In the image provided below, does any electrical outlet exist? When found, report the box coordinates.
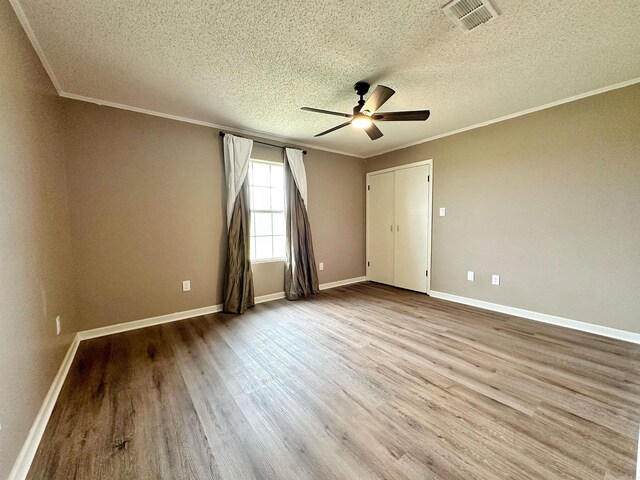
[182,280,191,292]
[492,275,500,286]
[319,262,324,271]
[467,271,475,281]
[439,207,446,217]
[55,316,61,335]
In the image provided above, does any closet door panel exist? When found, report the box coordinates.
[367,172,395,285]
[393,165,429,292]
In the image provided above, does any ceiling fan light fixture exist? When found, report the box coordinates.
[351,114,373,129]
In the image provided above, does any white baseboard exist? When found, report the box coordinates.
[78,276,367,341]
[255,292,286,304]
[8,275,368,479]
[637,426,640,480]
[254,276,367,304]
[429,290,640,345]
[319,276,367,290]
[9,278,638,479]
[8,333,81,480]
[78,304,224,341]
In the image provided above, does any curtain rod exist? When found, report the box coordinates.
[220,130,307,155]
[218,131,307,155]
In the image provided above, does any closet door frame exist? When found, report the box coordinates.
[366,159,433,294]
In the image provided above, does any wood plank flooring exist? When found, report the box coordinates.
[28,282,640,479]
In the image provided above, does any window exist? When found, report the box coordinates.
[248,160,285,261]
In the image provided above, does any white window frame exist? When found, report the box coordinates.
[248,159,286,264]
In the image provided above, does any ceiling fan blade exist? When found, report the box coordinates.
[314,121,351,137]
[372,110,431,122]
[302,107,352,118]
[365,123,383,141]
[362,85,395,114]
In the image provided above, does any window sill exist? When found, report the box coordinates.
[251,258,286,265]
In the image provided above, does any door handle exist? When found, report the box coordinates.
[397,225,400,232]
[390,225,393,232]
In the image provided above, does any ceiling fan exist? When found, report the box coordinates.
[301,82,430,141]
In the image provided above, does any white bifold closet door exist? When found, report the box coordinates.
[367,171,395,285]
[393,165,429,292]
[367,164,430,293]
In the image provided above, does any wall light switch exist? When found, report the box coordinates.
[182,280,191,292]
[319,262,324,271]
[467,271,475,281]
[492,275,500,286]
[55,316,61,335]
[439,207,446,217]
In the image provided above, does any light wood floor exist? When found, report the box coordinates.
[28,282,640,479]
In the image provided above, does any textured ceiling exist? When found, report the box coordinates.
[14,0,640,157]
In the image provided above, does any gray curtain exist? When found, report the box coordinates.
[223,182,254,313]
[222,133,254,313]
[284,148,320,300]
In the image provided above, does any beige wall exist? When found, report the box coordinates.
[0,3,77,478]
[366,84,640,334]
[62,100,366,331]
[4,6,637,473]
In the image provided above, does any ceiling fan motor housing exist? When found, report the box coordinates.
[353,82,370,114]
[354,82,370,97]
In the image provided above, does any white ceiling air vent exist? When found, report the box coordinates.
[442,0,499,32]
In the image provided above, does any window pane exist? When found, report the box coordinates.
[251,186,271,210]
[273,236,286,259]
[270,165,283,188]
[271,187,284,211]
[254,236,273,260]
[272,212,285,235]
[251,162,270,187]
[248,162,286,262]
[254,212,272,236]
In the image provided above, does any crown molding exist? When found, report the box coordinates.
[11,0,640,160]
[9,0,62,94]
[369,77,640,158]
[10,0,363,159]
[59,92,365,158]
[56,77,640,160]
